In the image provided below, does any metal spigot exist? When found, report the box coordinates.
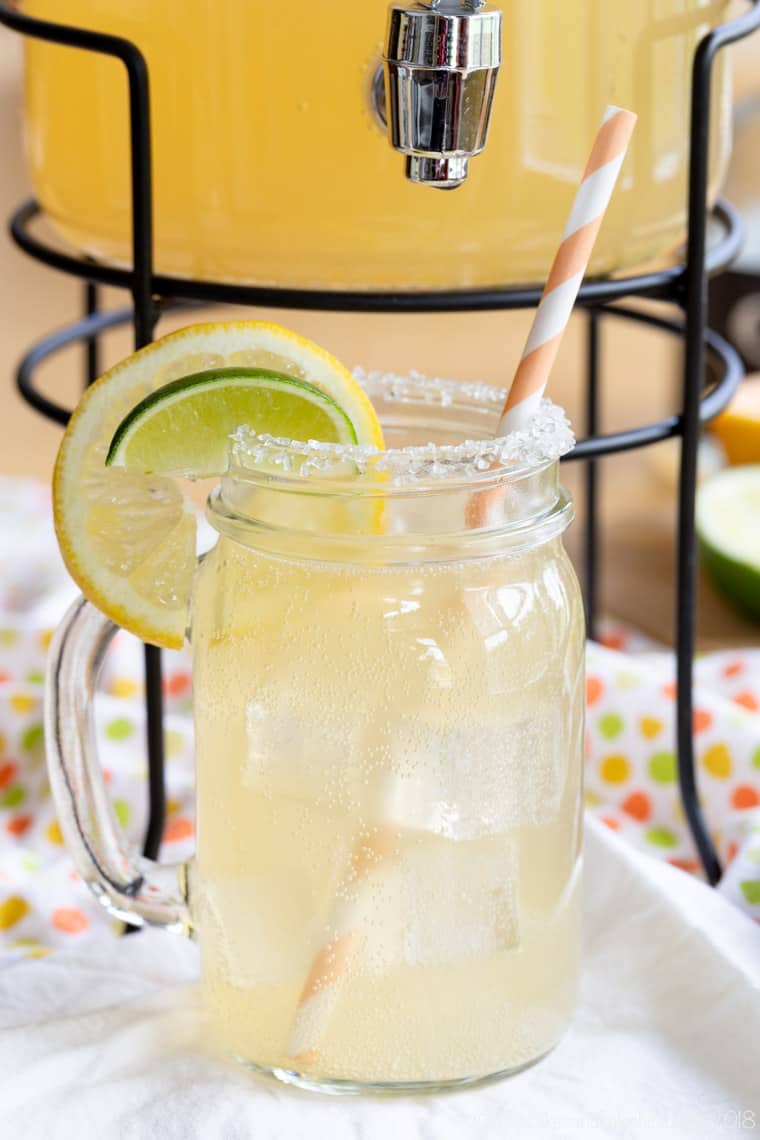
[383,0,501,189]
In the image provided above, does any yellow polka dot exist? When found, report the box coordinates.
[167,797,181,816]
[640,716,663,740]
[109,677,139,698]
[0,896,30,930]
[703,742,732,779]
[0,732,6,755]
[46,819,64,846]
[38,629,54,651]
[584,789,602,807]
[165,729,185,759]
[10,694,36,715]
[600,754,631,784]
[9,939,50,959]
[672,799,685,824]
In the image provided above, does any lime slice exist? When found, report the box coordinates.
[53,321,384,649]
[106,367,358,478]
[696,465,760,621]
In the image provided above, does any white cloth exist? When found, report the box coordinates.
[0,818,758,1140]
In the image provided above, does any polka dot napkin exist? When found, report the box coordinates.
[587,632,760,916]
[0,478,758,964]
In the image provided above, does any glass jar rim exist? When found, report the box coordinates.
[227,370,575,496]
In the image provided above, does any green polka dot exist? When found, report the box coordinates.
[106,717,135,742]
[648,751,677,784]
[645,826,678,848]
[1,786,25,808]
[598,713,624,740]
[615,672,639,690]
[752,747,760,771]
[113,799,131,828]
[21,724,43,754]
[745,847,760,865]
[24,670,44,685]
[0,628,17,647]
[739,880,760,906]
[20,853,41,872]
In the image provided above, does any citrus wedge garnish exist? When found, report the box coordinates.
[53,321,384,649]
[106,367,360,477]
[697,464,760,621]
[710,375,760,467]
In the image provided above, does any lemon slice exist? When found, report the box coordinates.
[710,375,760,466]
[53,321,384,649]
[697,465,760,621]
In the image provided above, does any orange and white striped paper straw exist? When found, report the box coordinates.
[286,820,399,1065]
[286,106,637,1069]
[498,105,637,436]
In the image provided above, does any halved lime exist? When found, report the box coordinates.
[106,367,358,478]
[696,465,760,621]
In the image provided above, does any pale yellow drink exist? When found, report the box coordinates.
[189,394,584,1086]
[21,0,729,289]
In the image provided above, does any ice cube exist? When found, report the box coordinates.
[387,709,565,839]
[198,872,322,989]
[245,689,359,806]
[360,833,521,973]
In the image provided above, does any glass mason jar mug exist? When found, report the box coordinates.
[46,379,585,1093]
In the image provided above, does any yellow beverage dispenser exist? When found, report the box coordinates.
[20,0,731,289]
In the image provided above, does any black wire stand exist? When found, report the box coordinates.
[3,0,760,886]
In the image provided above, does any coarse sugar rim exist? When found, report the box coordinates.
[229,369,575,484]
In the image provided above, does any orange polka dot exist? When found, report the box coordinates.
[601,815,620,831]
[0,762,17,790]
[667,857,701,874]
[731,785,760,810]
[733,691,759,712]
[0,671,11,685]
[621,790,653,822]
[165,672,191,697]
[662,682,677,700]
[6,815,32,836]
[726,841,739,864]
[722,660,745,679]
[163,817,193,842]
[586,676,604,706]
[703,743,732,779]
[52,907,89,934]
[600,754,631,784]
[693,708,712,733]
[600,632,626,651]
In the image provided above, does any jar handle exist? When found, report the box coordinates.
[45,595,191,933]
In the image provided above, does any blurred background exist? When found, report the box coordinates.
[0,16,758,648]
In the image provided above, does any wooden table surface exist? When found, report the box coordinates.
[0,29,756,652]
